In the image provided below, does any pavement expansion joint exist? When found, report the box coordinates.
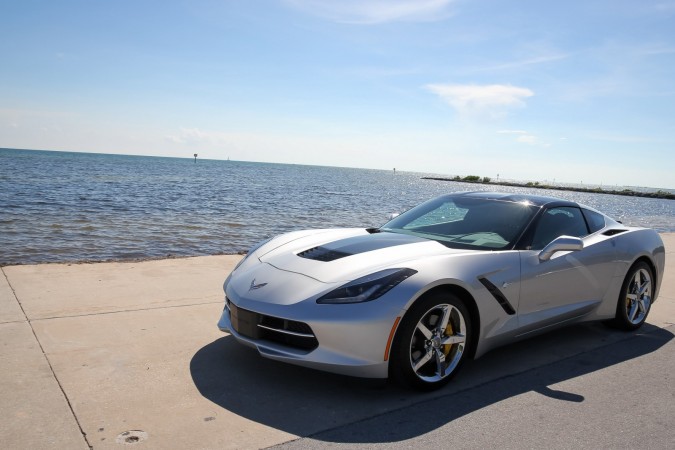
[1,267,93,449]
[31,299,223,321]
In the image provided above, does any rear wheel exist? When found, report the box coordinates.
[611,261,653,330]
[390,292,472,391]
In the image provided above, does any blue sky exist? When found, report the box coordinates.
[2,0,674,188]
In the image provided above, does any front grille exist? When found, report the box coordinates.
[227,299,318,351]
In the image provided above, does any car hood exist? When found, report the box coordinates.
[257,228,471,283]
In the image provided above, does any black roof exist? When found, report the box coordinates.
[451,191,577,208]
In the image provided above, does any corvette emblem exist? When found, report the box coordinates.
[249,279,268,291]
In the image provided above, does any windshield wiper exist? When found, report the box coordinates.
[448,231,500,242]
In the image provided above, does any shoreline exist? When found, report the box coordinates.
[2,233,672,267]
[422,177,675,200]
[0,250,247,268]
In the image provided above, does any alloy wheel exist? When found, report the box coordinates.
[409,303,467,382]
[625,268,652,325]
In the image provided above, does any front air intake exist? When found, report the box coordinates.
[227,300,318,351]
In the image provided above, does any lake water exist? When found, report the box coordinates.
[1,148,673,265]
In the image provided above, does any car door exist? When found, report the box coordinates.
[517,206,616,336]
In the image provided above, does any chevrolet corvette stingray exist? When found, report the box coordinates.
[218,192,665,390]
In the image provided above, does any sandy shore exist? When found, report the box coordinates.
[1,235,673,449]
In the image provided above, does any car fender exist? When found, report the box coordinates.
[393,251,523,360]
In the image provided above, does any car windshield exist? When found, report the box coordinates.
[381,195,539,250]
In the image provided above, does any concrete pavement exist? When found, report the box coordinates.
[1,235,673,449]
[275,323,675,449]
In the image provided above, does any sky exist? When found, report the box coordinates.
[1,0,674,188]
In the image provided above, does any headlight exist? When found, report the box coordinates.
[316,268,417,304]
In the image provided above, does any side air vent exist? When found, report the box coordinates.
[478,276,516,315]
[603,229,628,236]
[297,246,352,262]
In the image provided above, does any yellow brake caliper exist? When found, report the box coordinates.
[443,320,454,357]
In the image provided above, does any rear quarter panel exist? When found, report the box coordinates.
[612,228,666,301]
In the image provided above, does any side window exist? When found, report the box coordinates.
[582,208,606,233]
[530,207,589,250]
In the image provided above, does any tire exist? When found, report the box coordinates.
[611,261,654,331]
[390,292,472,391]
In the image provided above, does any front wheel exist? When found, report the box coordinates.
[611,261,653,330]
[390,292,472,391]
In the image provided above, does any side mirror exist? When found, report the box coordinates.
[539,236,584,261]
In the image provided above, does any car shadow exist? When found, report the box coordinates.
[190,323,673,443]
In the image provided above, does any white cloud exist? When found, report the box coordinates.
[587,133,664,144]
[341,66,421,78]
[497,130,528,135]
[468,53,570,73]
[283,0,455,24]
[165,127,214,144]
[426,83,534,115]
[159,126,437,170]
[516,134,538,145]
[497,129,551,148]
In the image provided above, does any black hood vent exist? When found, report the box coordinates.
[297,246,352,262]
[297,232,428,262]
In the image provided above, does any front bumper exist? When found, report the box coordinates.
[217,294,401,379]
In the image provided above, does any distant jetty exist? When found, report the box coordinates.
[422,175,675,200]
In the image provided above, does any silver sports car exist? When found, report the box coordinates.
[218,192,665,390]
